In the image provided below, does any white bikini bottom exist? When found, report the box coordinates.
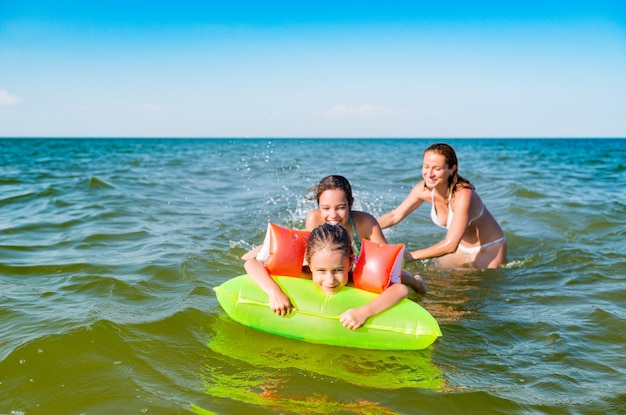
[457,237,506,255]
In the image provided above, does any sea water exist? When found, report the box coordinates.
[0,138,624,414]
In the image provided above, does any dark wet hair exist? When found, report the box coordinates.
[306,175,354,210]
[305,223,354,267]
[424,143,473,198]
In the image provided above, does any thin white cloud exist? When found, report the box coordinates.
[0,90,21,106]
[324,104,399,118]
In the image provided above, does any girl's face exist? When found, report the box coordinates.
[309,246,350,295]
[422,151,456,190]
[318,189,350,226]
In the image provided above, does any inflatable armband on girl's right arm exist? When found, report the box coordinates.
[256,222,310,277]
[352,238,404,293]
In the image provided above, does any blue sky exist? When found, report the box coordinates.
[1,1,625,138]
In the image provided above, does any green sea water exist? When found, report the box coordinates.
[1,138,625,414]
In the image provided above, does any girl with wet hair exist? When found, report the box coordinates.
[243,174,427,294]
[244,223,409,330]
[305,175,426,294]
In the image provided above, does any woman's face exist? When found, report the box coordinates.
[309,247,350,295]
[318,189,350,226]
[422,151,456,190]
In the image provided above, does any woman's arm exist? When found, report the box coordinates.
[377,182,426,229]
[339,283,409,330]
[405,188,472,261]
[243,259,294,316]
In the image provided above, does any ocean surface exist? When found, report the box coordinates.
[1,138,625,415]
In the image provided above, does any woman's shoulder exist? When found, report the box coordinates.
[450,185,476,210]
[453,184,475,199]
[407,180,431,200]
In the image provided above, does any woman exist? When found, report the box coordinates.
[377,143,506,269]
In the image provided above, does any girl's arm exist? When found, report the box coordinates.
[377,182,426,229]
[244,259,294,316]
[305,209,322,231]
[241,245,262,261]
[339,283,409,330]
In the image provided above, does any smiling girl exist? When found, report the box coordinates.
[304,175,384,261]
[244,223,408,330]
[243,175,427,293]
[305,175,426,293]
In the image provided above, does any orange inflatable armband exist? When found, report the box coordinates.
[256,223,310,277]
[353,239,404,293]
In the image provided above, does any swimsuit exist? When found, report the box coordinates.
[430,188,504,254]
[348,214,362,257]
[430,188,484,229]
[347,214,361,277]
[456,237,506,254]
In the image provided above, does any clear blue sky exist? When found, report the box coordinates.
[1,1,625,137]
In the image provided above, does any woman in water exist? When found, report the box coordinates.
[377,143,506,269]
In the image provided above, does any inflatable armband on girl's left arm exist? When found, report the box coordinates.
[256,222,311,277]
[352,238,404,293]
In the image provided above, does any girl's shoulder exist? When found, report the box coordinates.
[305,209,323,230]
[351,210,380,227]
[351,210,377,221]
[306,208,320,219]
